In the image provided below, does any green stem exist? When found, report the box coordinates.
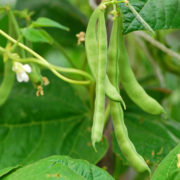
[0,46,92,85]
[0,29,48,64]
[127,3,154,34]
[11,35,24,51]
[50,68,91,85]
[8,9,20,36]
[13,58,91,85]
[135,31,180,62]
[135,35,165,87]
[15,58,93,81]
[8,8,26,58]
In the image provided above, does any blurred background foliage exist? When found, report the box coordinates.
[0,0,180,180]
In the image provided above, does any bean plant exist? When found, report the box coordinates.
[0,0,180,180]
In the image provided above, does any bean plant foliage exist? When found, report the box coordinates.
[0,0,180,180]
[120,0,180,33]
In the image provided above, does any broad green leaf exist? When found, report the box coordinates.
[3,156,114,180]
[120,0,180,34]
[0,165,20,178]
[151,143,180,180]
[32,17,69,31]
[0,72,108,169]
[21,28,53,44]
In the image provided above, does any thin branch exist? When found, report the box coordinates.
[135,31,180,62]
[0,29,92,85]
[135,36,165,87]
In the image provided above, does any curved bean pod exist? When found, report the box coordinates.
[111,102,150,173]
[0,58,15,106]
[118,17,164,115]
[105,77,126,109]
[108,13,150,173]
[0,11,17,106]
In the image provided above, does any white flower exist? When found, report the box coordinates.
[12,62,32,83]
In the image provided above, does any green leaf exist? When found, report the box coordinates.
[3,156,114,180]
[120,0,180,34]
[32,17,69,31]
[21,28,53,44]
[0,14,8,47]
[0,165,20,178]
[151,143,180,180]
[0,72,108,169]
[164,120,180,140]
[16,0,87,46]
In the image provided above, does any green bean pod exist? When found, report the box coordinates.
[0,10,17,106]
[108,14,120,88]
[105,77,125,109]
[91,9,107,148]
[108,14,150,173]
[85,7,100,78]
[29,63,43,86]
[85,6,125,108]
[111,103,150,173]
[0,58,15,106]
[118,18,164,115]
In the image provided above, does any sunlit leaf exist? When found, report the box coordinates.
[21,28,53,44]
[2,156,114,180]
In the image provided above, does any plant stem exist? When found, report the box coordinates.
[0,29,49,64]
[9,54,91,85]
[127,3,154,34]
[135,36,165,87]
[11,57,93,81]
[135,31,180,62]
[0,30,93,85]
[8,8,26,58]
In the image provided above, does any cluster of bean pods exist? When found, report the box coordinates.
[85,4,164,174]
